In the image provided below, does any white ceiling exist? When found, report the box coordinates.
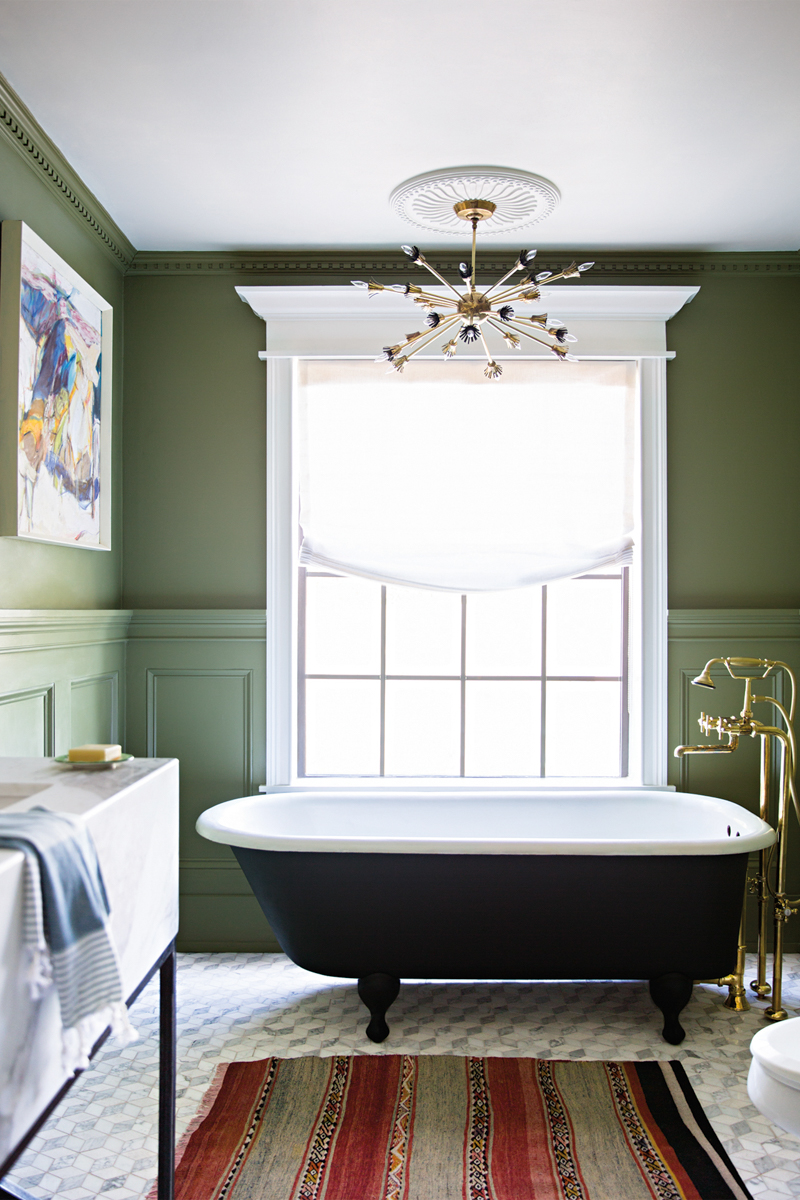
[0,0,798,253]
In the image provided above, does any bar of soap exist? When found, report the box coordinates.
[68,744,122,763]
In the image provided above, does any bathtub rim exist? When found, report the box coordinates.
[196,788,777,857]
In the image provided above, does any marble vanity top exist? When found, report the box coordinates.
[0,756,179,1163]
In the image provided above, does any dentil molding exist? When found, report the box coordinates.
[0,72,135,271]
[126,248,800,280]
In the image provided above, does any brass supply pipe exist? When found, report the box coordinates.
[750,733,772,998]
[754,696,800,827]
[721,882,751,1011]
[747,720,794,1022]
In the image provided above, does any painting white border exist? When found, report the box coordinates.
[0,220,112,550]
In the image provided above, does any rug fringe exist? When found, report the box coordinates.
[145,1060,234,1200]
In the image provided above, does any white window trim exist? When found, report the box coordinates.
[243,284,698,791]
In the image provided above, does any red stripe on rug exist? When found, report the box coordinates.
[174,1058,279,1199]
[322,1055,405,1200]
[621,1064,703,1200]
[484,1059,562,1200]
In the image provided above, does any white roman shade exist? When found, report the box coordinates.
[297,358,636,593]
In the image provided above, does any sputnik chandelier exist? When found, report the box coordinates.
[352,167,594,379]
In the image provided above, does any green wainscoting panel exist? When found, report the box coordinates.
[126,611,272,951]
[0,610,129,756]
[70,673,119,747]
[668,609,800,950]
[146,668,253,859]
[0,685,54,755]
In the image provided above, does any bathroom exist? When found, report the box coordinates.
[1,2,800,1197]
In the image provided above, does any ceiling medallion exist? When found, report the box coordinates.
[353,167,593,380]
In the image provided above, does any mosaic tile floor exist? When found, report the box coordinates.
[5,952,800,1199]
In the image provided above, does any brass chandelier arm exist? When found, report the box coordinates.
[495,262,581,304]
[411,293,461,308]
[485,263,582,304]
[404,314,463,356]
[391,314,463,367]
[478,327,494,364]
[500,318,564,352]
[413,258,464,300]
[477,328,502,378]
[483,281,538,305]
[411,288,461,306]
[482,264,524,299]
[485,317,518,340]
[484,318,522,351]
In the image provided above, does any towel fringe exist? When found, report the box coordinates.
[22,943,53,999]
[62,1002,139,1074]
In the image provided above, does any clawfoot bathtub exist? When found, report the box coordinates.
[197,789,775,1045]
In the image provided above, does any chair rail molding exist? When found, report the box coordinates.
[668,610,800,641]
[0,609,132,653]
[127,610,266,640]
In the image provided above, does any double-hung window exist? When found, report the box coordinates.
[239,283,697,789]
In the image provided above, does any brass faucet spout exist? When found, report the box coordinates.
[673,743,738,758]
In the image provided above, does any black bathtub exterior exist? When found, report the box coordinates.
[233,846,749,1042]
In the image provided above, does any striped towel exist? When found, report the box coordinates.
[0,808,136,1076]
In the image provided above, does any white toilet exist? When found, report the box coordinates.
[748,1018,800,1138]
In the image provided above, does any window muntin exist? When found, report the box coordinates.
[298,570,629,779]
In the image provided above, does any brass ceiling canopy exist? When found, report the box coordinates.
[453,199,497,223]
[352,167,593,380]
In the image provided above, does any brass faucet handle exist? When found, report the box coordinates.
[699,712,721,737]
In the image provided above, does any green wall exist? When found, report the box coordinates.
[0,135,125,609]
[120,268,800,613]
[122,277,266,608]
[667,278,800,608]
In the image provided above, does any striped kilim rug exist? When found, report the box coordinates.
[162,1055,752,1200]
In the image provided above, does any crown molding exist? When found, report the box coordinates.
[0,72,135,271]
[126,248,800,281]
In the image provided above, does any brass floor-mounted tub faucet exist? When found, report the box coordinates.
[675,657,798,1021]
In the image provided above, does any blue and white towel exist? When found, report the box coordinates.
[0,808,136,1075]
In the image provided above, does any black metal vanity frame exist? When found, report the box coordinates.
[0,939,176,1200]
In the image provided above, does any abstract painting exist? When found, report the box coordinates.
[0,221,112,549]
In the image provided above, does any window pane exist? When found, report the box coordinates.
[305,679,380,775]
[385,587,462,676]
[305,574,381,676]
[545,681,621,777]
[384,681,461,775]
[465,682,541,776]
[466,589,542,677]
[546,579,622,677]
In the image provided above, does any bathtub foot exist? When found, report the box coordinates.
[649,972,694,1044]
[358,973,400,1043]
